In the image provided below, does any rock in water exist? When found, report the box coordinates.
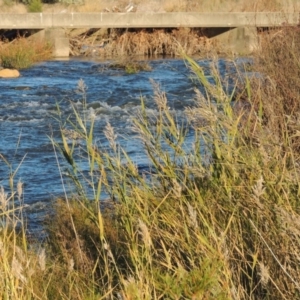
[0,69,20,78]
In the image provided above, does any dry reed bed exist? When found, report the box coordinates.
[70,28,208,57]
[0,37,52,69]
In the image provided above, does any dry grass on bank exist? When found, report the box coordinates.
[0,0,299,13]
[1,26,300,299]
[0,37,52,69]
[70,28,208,58]
[107,28,206,57]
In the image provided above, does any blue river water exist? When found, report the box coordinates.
[0,57,253,231]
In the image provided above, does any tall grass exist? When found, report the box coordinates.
[48,27,300,298]
[0,37,52,69]
[1,27,300,299]
[0,158,47,299]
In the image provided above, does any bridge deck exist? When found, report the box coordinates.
[0,12,299,29]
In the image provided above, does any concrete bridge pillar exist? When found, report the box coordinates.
[45,28,69,57]
[206,26,259,54]
[30,28,69,57]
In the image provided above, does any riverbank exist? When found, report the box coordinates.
[69,27,209,58]
[0,25,300,299]
[0,36,52,69]
[0,0,297,13]
[0,27,217,65]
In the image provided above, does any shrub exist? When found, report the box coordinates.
[27,0,42,12]
[108,58,152,74]
[0,37,52,69]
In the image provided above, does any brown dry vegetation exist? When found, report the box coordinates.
[29,26,300,299]
[70,28,209,58]
[0,0,299,13]
[1,0,299,60]
[0,37,52,68]
[39,26,300,299]
[1,7,300,299]
[264,30,300,153]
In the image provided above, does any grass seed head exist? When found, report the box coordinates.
[17,181,23,200]
[187,203,198,229]
[68,257,74,273]
[0,186,8,211]
[77,78,87,94]
[252,176,265,200]
[38,248,46,272]
[104,122,117,152]
[258,262,270,287]
[12,256,27,284]
[138,219,152,249]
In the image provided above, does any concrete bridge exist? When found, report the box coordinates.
[1,12,299,56]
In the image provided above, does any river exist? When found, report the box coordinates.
[0,56,252,232]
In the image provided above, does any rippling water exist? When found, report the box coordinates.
[0,57,253,231]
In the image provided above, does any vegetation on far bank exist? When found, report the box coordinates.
[0,0,298,60]
[0,0,298,13]
[1,26,300,299]
[0,37,52,69]
[70,27,208,58]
